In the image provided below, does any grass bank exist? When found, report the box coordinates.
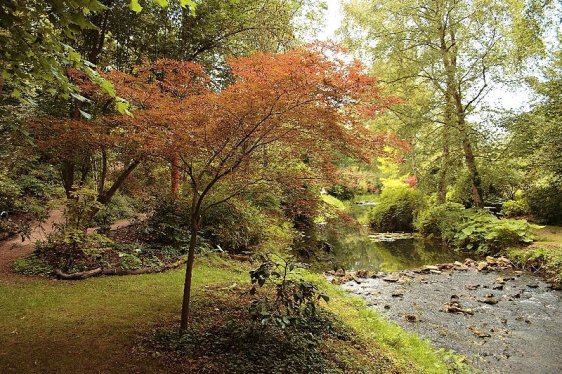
[0,254,459,373]
[506,225,562,288]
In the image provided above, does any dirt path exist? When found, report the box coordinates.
[0,210,64,277]
[0,211,134,278]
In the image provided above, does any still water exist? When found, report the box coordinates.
[296,223,467,273]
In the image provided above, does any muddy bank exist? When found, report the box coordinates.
[332,260,562,373]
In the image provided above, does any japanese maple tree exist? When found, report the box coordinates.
[164,45,394,330]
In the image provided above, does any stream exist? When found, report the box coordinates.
[299,217,562,373]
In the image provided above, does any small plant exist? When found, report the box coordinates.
[249,254,329,328]
[327,184,355,201]
[502,199,530,217]
[12,255,53,276]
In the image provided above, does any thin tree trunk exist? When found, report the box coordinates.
[457,113,483,208]
[61,161,75,198]
[437,124,450,204]
[180,216,199,331]
[171,154,180,199]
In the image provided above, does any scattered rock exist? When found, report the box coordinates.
[423,265,440,271]
[383,275,400,283]
[384,305,390,310]
[477,261,488,271]
[493,284,504,290]
[392,290,405,297]
[443,296,474,315]
[527,283,539,289]
[438,263,454,270]
[355,269,372,278]
[478,294,499,305]
[404,314,418,322]
[466,284,480,291]
[496,277,506,285]
[469,326,491,338]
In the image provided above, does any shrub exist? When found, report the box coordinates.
[416,203,536,254]
[142,197,190,245]
[327,184,355,201]
[455,214,535,254]
[93,194,137,231]
[526,185,562,224]
[369,186,424,232]
[249,254,329,328]
[12,255,53,276]
[415,202,467,242]
[203,199,295,253]
[508,245,562,288]
[501,199,530,218]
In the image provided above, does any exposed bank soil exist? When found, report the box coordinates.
[332,259,562,374]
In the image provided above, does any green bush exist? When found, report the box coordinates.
[12,255,53,276]
[416,203,536,254]
[203,199,294,253]
[526,185,562,224]
[327,184,355,201]
[93,194,137,230]
[143,197,190,245]
[501,199,530,218]
[415,202,467,242]
[455,214,535,254]
[369,186,424,232]
[507,245,562,288]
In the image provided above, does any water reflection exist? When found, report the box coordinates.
[295,222,466,273]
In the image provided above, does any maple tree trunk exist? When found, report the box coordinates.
[180,218,198,331]
[171,154,180,199]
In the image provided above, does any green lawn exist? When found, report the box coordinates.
[0,255,457,373]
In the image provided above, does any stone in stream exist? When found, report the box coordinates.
[477,261,488,271]
[466,284,480,290]
[469,326,491,338]
[443,295,474,315]
[423,265,440,271]
[382,275,400,282]
[355,269,372,278]
[527,283,539,288]
[404,314,418,323]
[478,294,499,305]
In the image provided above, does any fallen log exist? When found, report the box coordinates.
[54,267,102,280]
[54,258,187,280]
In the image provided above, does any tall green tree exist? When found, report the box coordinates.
[341,0,550,206]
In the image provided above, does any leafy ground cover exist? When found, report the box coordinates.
[506,225,562,288]
[0,254,457,373]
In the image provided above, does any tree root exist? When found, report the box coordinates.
[54,258,187,280]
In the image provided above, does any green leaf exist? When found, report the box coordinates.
[153,0,168,7]
[68,49,81,63]
[130,0,143,12]
[180,0,197,15]
[79,110,92,120]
